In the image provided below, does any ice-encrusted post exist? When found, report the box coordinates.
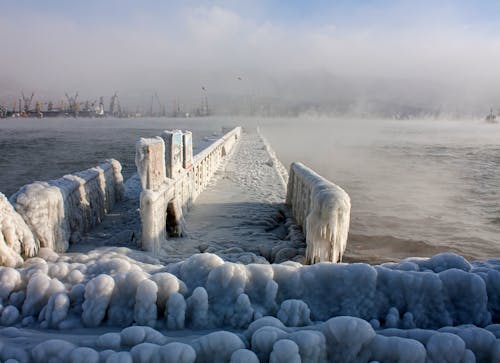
[286,162,351,264]
[136,127,241,254]
[9,159,124,255]
[136,137,172,254]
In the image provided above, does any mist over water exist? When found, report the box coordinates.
[0,116,499,263]
[0,117,238,197]
[260,117,500,262]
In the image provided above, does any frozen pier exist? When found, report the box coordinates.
[0,126,351,267]
[135,127,309,264]
[2,126,500,363]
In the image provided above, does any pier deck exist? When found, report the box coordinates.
[70,129,305,264]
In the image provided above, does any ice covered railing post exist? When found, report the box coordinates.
[8,159,124,257]
[136,127,241,254]
[286,162,351,264]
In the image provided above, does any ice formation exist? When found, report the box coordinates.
[8,159,123,255]
[286,161,351,264]
[0,251,497,361]
[0,193,37,267]
[137,127,241,253]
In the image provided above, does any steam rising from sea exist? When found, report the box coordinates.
[0,116,499,263]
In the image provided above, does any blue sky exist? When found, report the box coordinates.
[4,0,500,31]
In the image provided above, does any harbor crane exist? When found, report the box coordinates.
[109,92,120,116]
[65,92,79,116]
[21,92,34,114]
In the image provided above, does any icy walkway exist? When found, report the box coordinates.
[160,128,305,264]
[70,128,305,265]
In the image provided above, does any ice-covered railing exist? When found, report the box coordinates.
[8,159,124,257]
[136,127,241,254]
[286,162,351,264]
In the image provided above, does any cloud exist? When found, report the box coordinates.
[1,2,499,114]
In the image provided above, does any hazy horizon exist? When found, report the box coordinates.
[1,1,500,116]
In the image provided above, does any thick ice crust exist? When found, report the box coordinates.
[286,162,351,264]
[138,127,241,253]
[1,252,500,362]
[9,159,124,254]
[0,193,37,267]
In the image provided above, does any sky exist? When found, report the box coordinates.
[1,0,500,115]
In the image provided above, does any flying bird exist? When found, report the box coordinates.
[237,77,242,81]
[201,86,206,91]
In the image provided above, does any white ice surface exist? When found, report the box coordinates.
[0,251,498,362]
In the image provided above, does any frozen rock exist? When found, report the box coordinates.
[186,286,209,329]
[229,294,254,329]
[288,330,327,363]
[69,347,99,363]
[151,272,181,315]
[105,351,133,363]
[22,273,64,317]
[157,342,196,363]
[229,349,259,363]
[192,331,245,363]
[321,316,376,362]
[0,344,30,363]
[42,292,70,328]
[0,267,22,299]
[244,316,287,341]
[134,279,158,327]
[130,343,160,363]
[439,326,497,363]
[167,292,186,330]
[269,339,301,363]
[108,270,147,326]
[0,193,37,267]
[425,332,468,363]
[0,305,20,326]
[385,307,400,328]
[368,335,426,363]
[82,274,115,327]
[277,299,312,327]
[120,326,166,346]
[251,326,289,363]
[96,332,122,350]
[31,339,76,363]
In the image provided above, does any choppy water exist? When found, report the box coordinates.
[0,117,239,197]
[260,117,500,262]
[1,116,499,262]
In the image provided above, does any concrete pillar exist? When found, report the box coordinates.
[135,137,166,191]
[183,131,193,169]
[162,130,184,179]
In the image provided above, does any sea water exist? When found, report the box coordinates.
[1,116,498,262]
[260,117,500,262]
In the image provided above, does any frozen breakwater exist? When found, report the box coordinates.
[137,127,241,254]
[1,125,500,362]
[287,162,351,264]
[1,160,124,266]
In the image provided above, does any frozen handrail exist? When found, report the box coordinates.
[9,159,124,254]
[136,127,242,254]
[286,162,351,264]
